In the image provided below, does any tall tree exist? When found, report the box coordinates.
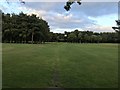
[2,12,50,44]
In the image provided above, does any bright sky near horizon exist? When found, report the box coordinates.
[0,0,118,33]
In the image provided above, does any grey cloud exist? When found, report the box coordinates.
[71,2,118,17]
[1,1,117,33]
[25,2,118,17]
[43,11,96,30]
[25,2,65,13]
[20,2,118,32]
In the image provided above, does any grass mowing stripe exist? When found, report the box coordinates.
[2,43,118,88]
[58,43,118,88]
[3,44,56,88]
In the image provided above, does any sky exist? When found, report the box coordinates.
[0,0,119,33]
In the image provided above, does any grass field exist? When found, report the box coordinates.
[2,43,118,88]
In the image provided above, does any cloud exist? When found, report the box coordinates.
[52,13,82,23]
[18,6,47,18]
[0,4,7,12]
[46,15,93,29]
[2,0,119,2]
[84,25,115,32]
[71,2,118,17]
[1,1,118,33]
[51,25,115,33]
[51,28,84,33]
[24,2,118,18]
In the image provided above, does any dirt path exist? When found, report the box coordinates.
[52,44,62,88]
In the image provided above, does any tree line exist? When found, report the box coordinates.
[2,12,50,44]
[49,30,118,43]
[2,12,119,44]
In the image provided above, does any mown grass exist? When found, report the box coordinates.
[2,43,118,88]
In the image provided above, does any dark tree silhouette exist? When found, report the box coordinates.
[112,20,120,43]
[2,1,118,44]
[6,0,82,11]
[2,12,50,44]
[112,20,120,33]
[64,0,82,11]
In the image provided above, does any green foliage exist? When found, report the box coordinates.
[112,20,120,31]
[64,0,82,11]
[2,12,118,44]
[2,12,50,43]
[112,20,120,43]
[68,33,77,42]
[48,30,118,43]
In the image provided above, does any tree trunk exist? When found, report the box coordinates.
[31,32,34,44]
